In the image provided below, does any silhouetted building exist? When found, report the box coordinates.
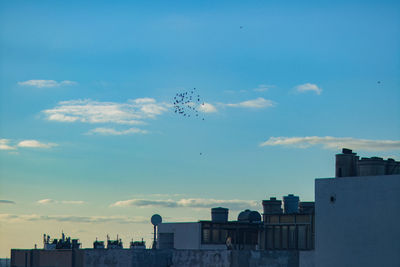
[157,208,263,250]
[261,195,315,250]
[336,148,400,177]
[157,197,315,251]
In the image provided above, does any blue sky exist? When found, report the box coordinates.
[1,0,399,257]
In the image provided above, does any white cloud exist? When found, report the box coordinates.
[42,99,169,125]
[37,199,57,204]
[131,98,156,104]
[17,140,57,149]
[224,98,276,109]
[260,136,400,151]
[37,199,85,205]
[0,200,16,204]
[295,83,322,95]
[253,84,274,92]
[18,80,77,88]
[0,139,16,150]
[198,103,217,113]
[1,139,57,151]
[111,198,258,210]
[61,201,86,205]
[86,127,148,136]
[47,114,79,122]
[112,199,178,208]
[0,213,146,224]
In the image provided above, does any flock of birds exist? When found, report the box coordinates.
[173,87,205,121]
[173,88,206,156]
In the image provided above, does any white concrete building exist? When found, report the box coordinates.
[157,222,227,250]
[315,174,400,267]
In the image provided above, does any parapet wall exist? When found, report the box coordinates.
[12,249,310,267]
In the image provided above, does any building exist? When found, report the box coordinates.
[315,149,400,267]
[11,148,399,267]
[157,196,315,252]
[335,148,400,177]
[261,196,314,251]
[157,207,263,250]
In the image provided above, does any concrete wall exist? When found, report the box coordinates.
[83,249,172,267]
[315,175,400,267]
[298,251,314,267]
[11,249,75,267]
[172,250,230,267]
[230,251,298,267]
[158,223,201,249]
[11,249,308,267]
[172,250,299,267]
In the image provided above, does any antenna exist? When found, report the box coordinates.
[150,214,162,249]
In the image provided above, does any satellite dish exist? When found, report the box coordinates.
[151,214,162,226]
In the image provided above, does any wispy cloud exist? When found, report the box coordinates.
[295,83,322,95]
[86,127,148,136]
[253,84,274,92]
[1,139,57,151]
[17,140,57,149]
[111,198,258,210]
[42,98,170,125]
[18,80,77,88]
[0,200,16,204]
[260,136,400,151]
[223,98,276,109]
[0,214,147,224]
[0,139,16,150]
[61,200,85,205]
[37,199,85,205]
[198,103,217,113]
[37,199,57,204]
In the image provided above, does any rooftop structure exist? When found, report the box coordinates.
[335,148,400,177]
[43,233,80,250]
[315,148,400,267]
[10,148,398,266]
[158,195,315,251]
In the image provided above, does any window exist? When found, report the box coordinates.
[202,229,210,243]
[297,225,306,249]
[212,229,219,243]
[274,226,281,249]
[289,226,296,249]
[281,226,288,249]
[266,226,273,249]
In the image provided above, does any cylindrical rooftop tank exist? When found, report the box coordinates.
[283,194,299,214]
[211,207,229,223]
[335,148,359,177]
[237,209,261,223]
[262,197,283,215]
[358,157,385,176]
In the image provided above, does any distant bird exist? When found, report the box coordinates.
[240,26,243,29]
[377,81,381,84]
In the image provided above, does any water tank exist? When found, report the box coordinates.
[335,148,359,177]
[358,157,385,176]
[262,197,283,215]
[283,194,299,214]
[299,202,315,214]
[211,207,229,223]
[237,209,261,223]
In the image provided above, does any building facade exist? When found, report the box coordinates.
[315,149,400,267]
